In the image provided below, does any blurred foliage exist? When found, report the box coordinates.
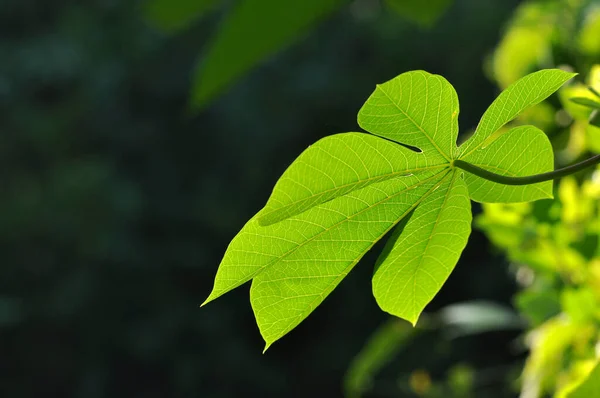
[344,302,523,397]
[476,4,600,394]
[144,0,455,110]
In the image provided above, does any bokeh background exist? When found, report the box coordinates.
[2,0,599,397]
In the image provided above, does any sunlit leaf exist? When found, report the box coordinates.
[258,133,447,226]
[204,69,573,348]
[460,125,554,203]
[372,172,471,325]
[460,69,576,157]
[358,70,459,161]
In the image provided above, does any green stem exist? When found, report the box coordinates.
[453,155,600,186]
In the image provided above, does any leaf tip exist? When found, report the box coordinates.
[262,341,273,354]
[200,290,220,307]
[408,315,419,327]
[199,297,212,308]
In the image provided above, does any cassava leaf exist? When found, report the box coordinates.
[204,68,573,349]
[190,0,345,110]
[372,171,471,325]
[459,69,576,157]
[460,125,554,203]
[258,132,447,226]
[357,70,459,161]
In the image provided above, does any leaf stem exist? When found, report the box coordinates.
[453,155,600,186]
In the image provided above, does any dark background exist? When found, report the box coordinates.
[0,0,529,397]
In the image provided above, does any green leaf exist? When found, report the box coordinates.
[563,362,600,398]
[358,70,459,162]
[190,0,345,109]
[249,169,449,349]
[570,97,600,109]
[385,0,452,27]
[258,133,447,226]
[459,69,576,157]
[459,125,554,203]
[372,171,471,325]
[204,69,573,349]
[144,0,219,33]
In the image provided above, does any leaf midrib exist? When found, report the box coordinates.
[259,163,448,225]
[410,170,456,322]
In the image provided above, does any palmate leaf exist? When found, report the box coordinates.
[204,69,574,349]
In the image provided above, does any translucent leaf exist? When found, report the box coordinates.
[357,70,459,162]
[460,125,554,203]
[144,0,219,33]
[249,170,449,349]
[258,133,447,226]
[204,68,573,349]
[372,172,471,325]
[459,69,576,157]
[190,0,345,109]
[385,0,452,27]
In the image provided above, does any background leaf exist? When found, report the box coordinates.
[460,125,554,203]
[144,0,219,33]
[190,0,346,110]
[248,170,448,349]
[258,132,447,226]
[357,70,460,161]
[459,69,575,157]
[569,97,600,109]
[385,0,453,27]
[372,172,471,325]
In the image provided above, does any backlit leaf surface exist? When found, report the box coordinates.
[204,69,573,349]
[460,125,553,203]
[372,172,471,325]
